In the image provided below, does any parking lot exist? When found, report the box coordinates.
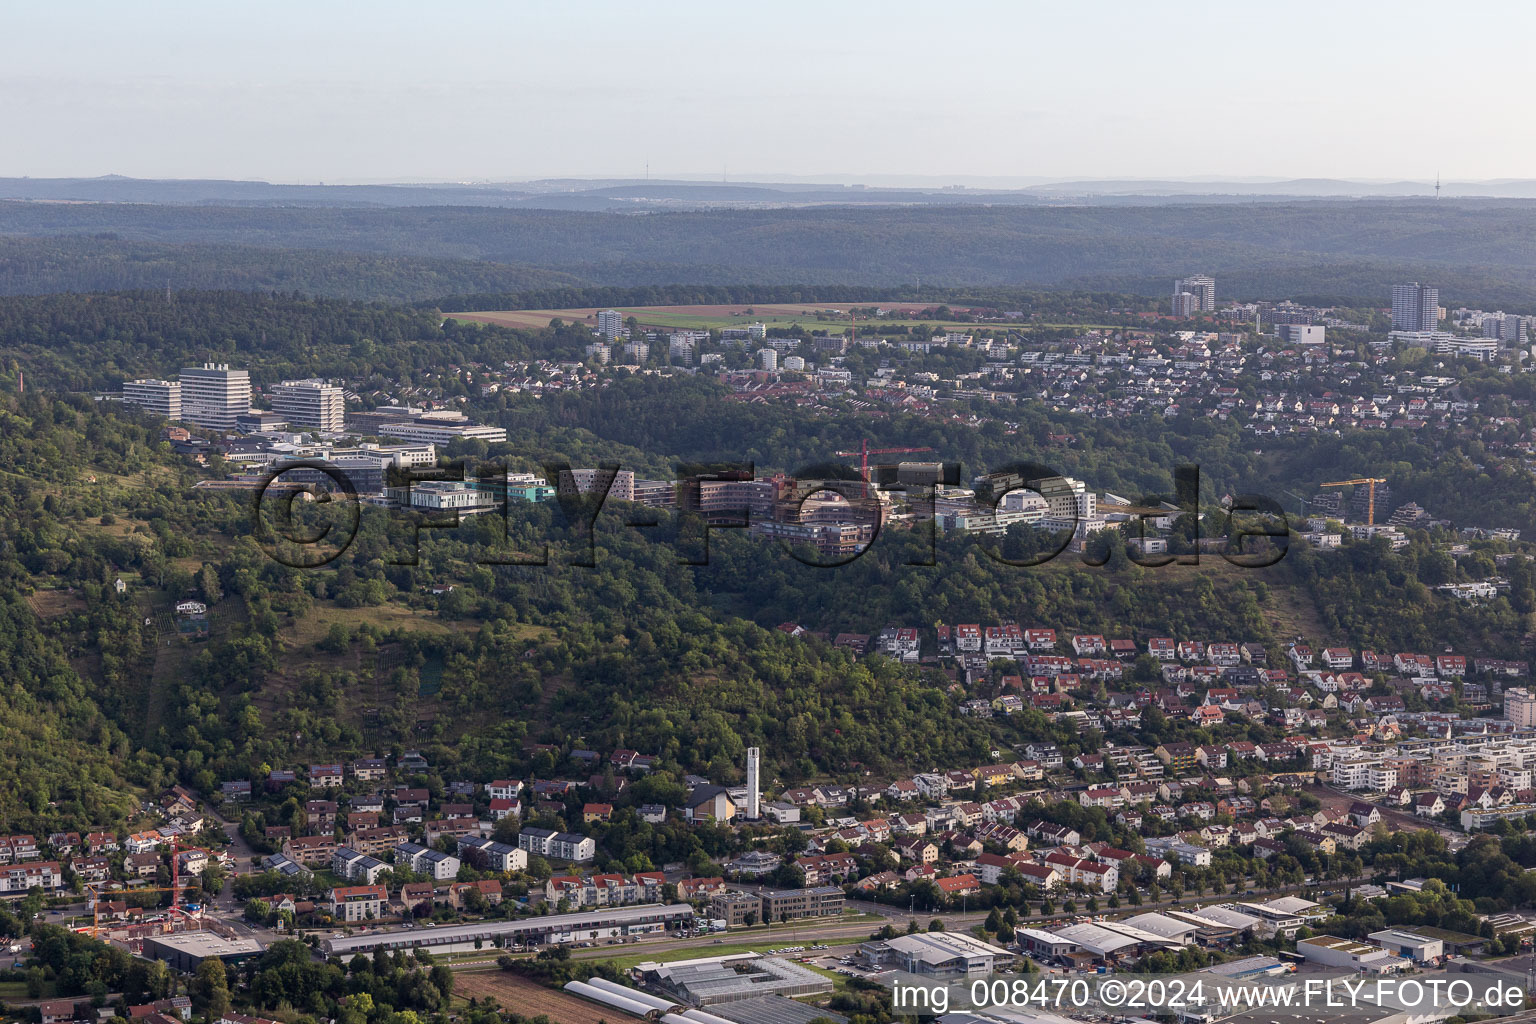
[753,941,887,980]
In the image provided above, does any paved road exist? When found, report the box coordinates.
[190,786,259,916]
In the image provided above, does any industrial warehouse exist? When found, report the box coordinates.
[563,967,844,1024]
[320,903,694,957]
[635,953,834,1005]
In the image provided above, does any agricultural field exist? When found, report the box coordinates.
[448,301,994,333]
[450,972,616,1024]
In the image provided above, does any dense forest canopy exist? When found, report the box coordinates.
[0,235,582,302]
[6,200,1536,306]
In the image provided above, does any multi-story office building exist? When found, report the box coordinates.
[270,378,345,432]
[123,379,182,420]
[1174,275,1216,312]
[759,886,846,921]
[1391,283,1440,331]
[179,364,251,430]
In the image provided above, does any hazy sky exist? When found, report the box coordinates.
[4,0,1533,184]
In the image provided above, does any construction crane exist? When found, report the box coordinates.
[85,883,190,937]
[83,835,214,937]
[833,440,934,494]
[1320,477,1387,525]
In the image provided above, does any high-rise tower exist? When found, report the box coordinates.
[745,747,761,819]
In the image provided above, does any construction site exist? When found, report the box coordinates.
[82,835,257,967]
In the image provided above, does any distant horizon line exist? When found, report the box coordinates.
[0,172,1521,191]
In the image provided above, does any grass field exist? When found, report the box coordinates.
[0,979,56,1000]
[285,603,474,644]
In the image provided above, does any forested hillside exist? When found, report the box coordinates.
[0,294,1532,836]
[0,388,1528,830]
[6,200,1536,306]
[0,236,582,302]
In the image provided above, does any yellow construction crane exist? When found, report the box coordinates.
[1320,477,1387,526]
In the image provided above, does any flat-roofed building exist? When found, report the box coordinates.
[558,468,636,503]
[858,931,1012,976]
[640,954,831,1005]
[1296,934,1404,973]
[759,886,844,922]
[179,364,251,430]
[1367,928,1443,964]
[142,931,264,971]
[124,379,182,420]
[270,379,345,432]
[321,903,694,958]
[710,890,762,928]
[1015,927,1078,958]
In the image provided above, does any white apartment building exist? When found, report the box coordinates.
[1331,758,1375,790]
[668,336,695,364]
[270,378,345,432]
[1499,766,1533,791]
[180,363,251,430]
[1366,764,1399,792]
[123,378,182,420]
[596,309,624,339]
